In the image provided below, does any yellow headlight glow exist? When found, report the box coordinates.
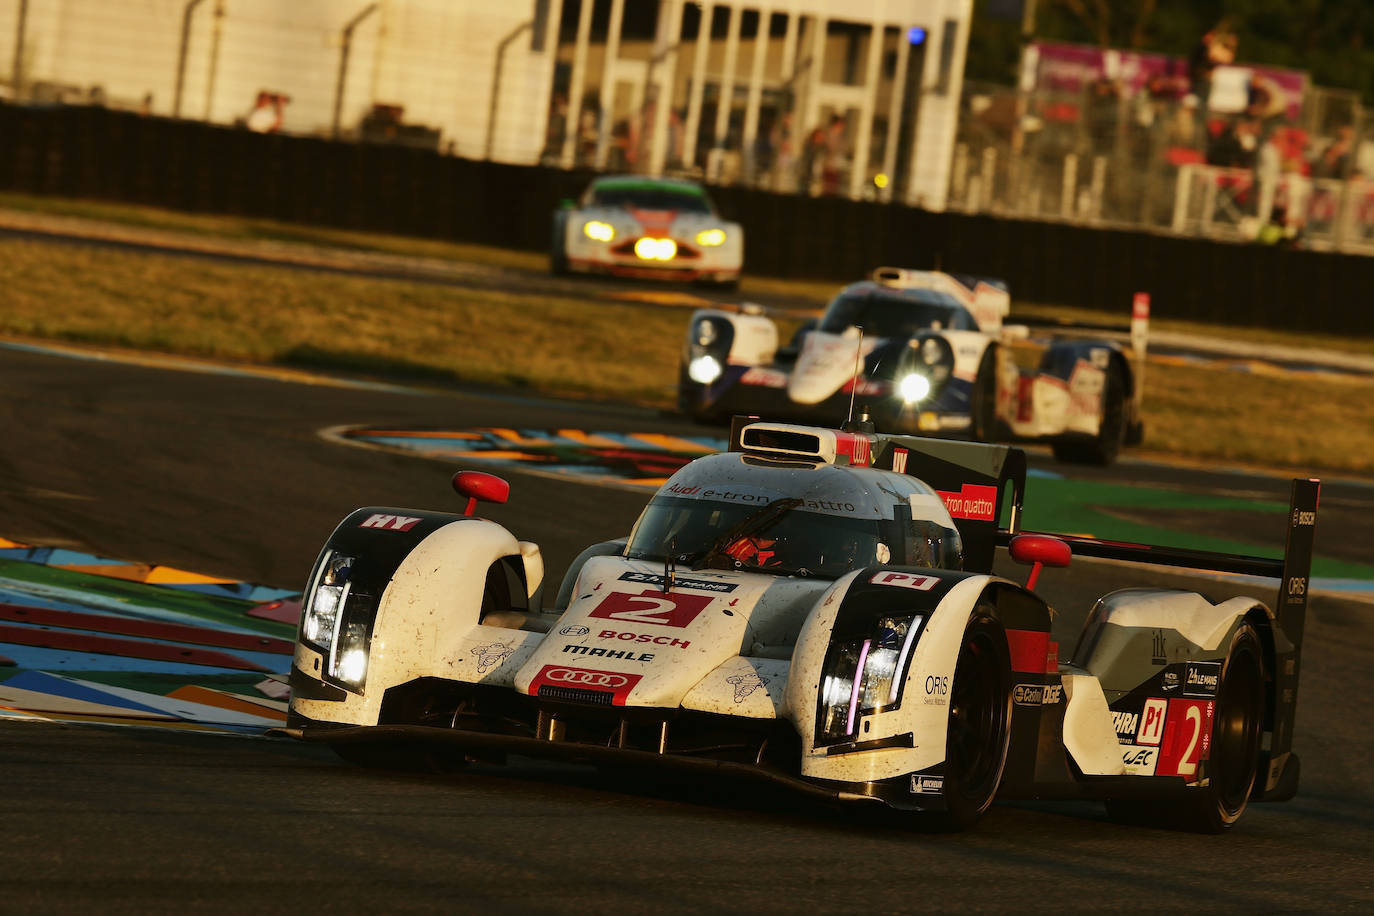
[695,228,727,247]
[584,220,615,242]
[634,237,678,261]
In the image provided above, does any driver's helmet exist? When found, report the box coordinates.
[724,535,781,568]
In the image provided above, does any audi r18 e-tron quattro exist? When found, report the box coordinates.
[679,268,1147,463]
[282,418,1316,831]
[551,175,743,286]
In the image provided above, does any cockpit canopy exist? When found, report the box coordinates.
[818,284,980,338]
[624,453,963,579]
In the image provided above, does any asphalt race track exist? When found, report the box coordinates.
[2,344,1373,913]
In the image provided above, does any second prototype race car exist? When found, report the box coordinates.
[679,268,1147,463]
[551,175,743,286]
[281,417,1317,832]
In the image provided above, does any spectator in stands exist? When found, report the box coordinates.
[820,113,849,196]
[798,124,825,194]
[1313,125,1355,180]
[1189,19,1236,135]
[1208,117,1259,169]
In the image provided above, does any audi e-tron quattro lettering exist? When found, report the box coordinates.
[679,268,1147,464]
[551,175,743,286]
[283,419,1317,831]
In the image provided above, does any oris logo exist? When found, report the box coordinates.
[543,668,630,687]
[925,675,949,695]
[527,665,642,704]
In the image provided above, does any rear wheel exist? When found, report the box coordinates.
[550,215,570,275]
[1052,364,1126,465]
[931,610,1013,830]
[1107,623,1265,832]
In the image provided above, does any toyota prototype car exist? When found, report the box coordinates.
[281,418,1317,832]
[679,269,1148,463]
[551,175,743,286]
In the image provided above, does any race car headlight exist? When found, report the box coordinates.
[899,373,931,403]
[583,220,615,242]
[303,553,354,649]
[817,615,924,744]
[688,354,722,384]
[696,228,727,247]
[329,619,371,689]
[634,237,677,261]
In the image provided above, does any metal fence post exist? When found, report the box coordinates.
[333,3,379,140]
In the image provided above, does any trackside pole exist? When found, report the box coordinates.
[1130,292,1149,415]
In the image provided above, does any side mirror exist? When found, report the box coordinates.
[1008,534,1071,590]
[452,470,510,516]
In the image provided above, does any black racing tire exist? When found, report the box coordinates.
[550,216,570,276]
[1051,364,1126,465]
[970,347,1000,443]
[929,609,1013,831]
[1106,623,1265,832]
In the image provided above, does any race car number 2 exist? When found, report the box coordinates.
[587,589,714,629]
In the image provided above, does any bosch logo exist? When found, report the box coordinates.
[925,675,949,696]
[1292,509,1315,527]
[559,625,590,637]
[543,668,630,688]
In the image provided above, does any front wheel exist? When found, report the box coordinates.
[970,348,1001,443]
[930,610,1013,830]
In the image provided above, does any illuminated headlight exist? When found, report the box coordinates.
[329,621,371,689]
[303,553,354,649]
[583,220,615,242]
[899,372,931,403]
[634,237,677,261]
[696,228,727,247]
[817,615,923,744]
[688,354,722,385]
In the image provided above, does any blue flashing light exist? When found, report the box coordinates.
[907,26,927,45]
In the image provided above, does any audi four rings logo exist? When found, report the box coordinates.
[543,668,630,688]
[527,665,644,704]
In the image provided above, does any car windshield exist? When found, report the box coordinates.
[819,291,972,337]
[625,495,884,579]
[589,183,713,213]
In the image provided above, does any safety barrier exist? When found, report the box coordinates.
[2,103,1371,333]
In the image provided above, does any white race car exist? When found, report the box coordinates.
[680,268,1149,464]
[282,419,1316,831]
[551,175,743,286]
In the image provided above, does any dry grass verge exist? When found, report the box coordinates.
[2,193,1372,477]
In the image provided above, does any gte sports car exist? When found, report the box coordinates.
[679,268,1147,463]
[281,417,1316,831]
[551,175,743,286]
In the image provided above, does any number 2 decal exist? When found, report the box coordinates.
[1157,698,1214,780]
